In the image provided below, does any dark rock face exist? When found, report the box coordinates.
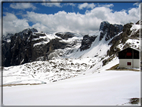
[122,23,132,35]
[32,38,67,61]
[99,31,105,41]
[2,28,68,67]
[3,33,14,41]
[136,20,142,25]
[2,40,11,67]
[99,21,123,41]
[80,35,97,51]
[2,28,36,67]
[55,32,75,40]
[107,23,134,56]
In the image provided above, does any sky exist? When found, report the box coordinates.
[2,1,141,35]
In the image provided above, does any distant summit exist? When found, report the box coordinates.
[99,21,110,31]
[99,21,123,41]
[99,21,123,32]
[21,28,38,33]
[18,28,38,36]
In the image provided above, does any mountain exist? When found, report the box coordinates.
[2,21,141,67]
[2,28,82,67]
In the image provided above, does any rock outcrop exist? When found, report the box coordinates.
[107,22,139,56]
[80,35,97,51]
[55,32,75,40]
[99,21,123,41]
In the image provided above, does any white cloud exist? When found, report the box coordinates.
[41,3,61,7]
[26,4,140,34]
[97,3,114,8]
[111,4,140,24]
[3,13,30,35]
[64,3,76,7]
[10,3,36,10]
[133,3,140,6]
[3,3,140,35]
[78,3,96,10]
[42,0,63,7]
[32,23,50,33]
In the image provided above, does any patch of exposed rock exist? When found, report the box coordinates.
[55,32,75,40]
[99,21,123,41]
[80,35,97,51]
[107,22,139,56]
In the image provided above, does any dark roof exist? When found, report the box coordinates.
[118,47,139,59]
[118,47,139,53]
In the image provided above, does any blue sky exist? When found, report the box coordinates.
[2,1,141,35]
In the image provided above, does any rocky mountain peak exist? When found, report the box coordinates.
[136,20,142,25]
[17,28,38,37]
[99,21,123,32]
[99,21,123,41]
[21,28,38,34]
[99,21,110,31]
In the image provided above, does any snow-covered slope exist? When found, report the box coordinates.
[3,58,141,106]
[64,31,111,58]
[2,58,95,85]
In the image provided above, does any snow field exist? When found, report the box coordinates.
[3,68,140,105]
[2,57,141,105]
[2,58,95,85]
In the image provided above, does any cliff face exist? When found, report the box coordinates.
[80,35,97,51]
[2,28,68,67]
[99,21,123,41]
[107,22,140,57]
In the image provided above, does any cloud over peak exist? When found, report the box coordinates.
[3,13,29,35]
